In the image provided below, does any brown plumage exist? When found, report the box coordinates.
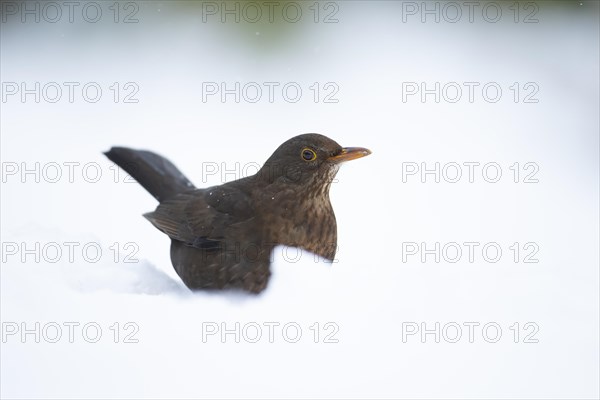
[104,133,371,293]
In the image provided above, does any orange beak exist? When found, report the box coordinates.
[328,147,372,163]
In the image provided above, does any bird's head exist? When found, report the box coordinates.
[258,133,371,194]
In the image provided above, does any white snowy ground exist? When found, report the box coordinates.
[1,2,598,399]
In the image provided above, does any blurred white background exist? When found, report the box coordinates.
[1,1,598,399]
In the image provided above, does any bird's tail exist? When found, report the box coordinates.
[104,147,195,202]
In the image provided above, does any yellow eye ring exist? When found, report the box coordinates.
[301,148,317,161]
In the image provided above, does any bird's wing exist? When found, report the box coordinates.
[144,185,255,249]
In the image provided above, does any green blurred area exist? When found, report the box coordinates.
[167,0,317,51]
[165,0,598,52]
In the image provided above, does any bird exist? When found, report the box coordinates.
[104,133,371,293]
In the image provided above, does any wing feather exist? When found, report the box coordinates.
[144,185,255,249]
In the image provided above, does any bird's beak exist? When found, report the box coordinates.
[328,147,372,163]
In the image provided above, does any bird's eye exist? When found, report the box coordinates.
[301,148,317,161]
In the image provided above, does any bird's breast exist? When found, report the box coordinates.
[258,192,337,261]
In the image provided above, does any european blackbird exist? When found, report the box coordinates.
[104,134,371,293]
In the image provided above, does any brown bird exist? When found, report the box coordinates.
[104,134,371,293]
